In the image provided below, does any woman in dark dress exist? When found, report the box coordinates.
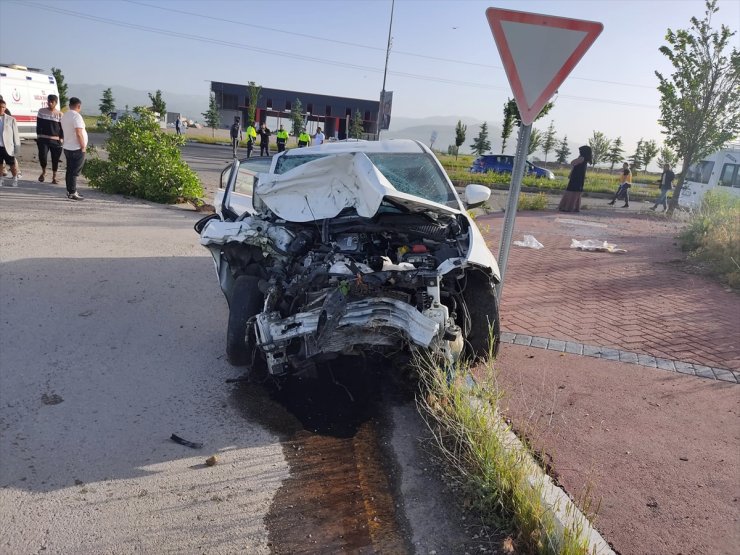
[558,145,592,212]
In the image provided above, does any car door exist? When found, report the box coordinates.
[216,158,271,220]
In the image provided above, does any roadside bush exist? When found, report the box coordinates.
[679,189,740,287]
[83,108,203,203]
[518,192,548,211]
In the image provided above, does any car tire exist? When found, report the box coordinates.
[462,270,501,360]
[226,275,263,366]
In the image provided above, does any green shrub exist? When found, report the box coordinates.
[83,108,203,203]
[679,189,740,287]
[517,192,548,211]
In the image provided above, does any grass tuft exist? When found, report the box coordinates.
[518,193,548,211]
[414,341,599,554]
[679,189,740,288]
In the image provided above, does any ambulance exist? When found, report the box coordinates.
[0,64,61,139]
[681,145,740,208]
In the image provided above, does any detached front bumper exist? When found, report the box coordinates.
[255,296,442,374]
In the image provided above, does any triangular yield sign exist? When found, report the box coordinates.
[486,8,603,125]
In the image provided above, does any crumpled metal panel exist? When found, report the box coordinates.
[256,297,440,350]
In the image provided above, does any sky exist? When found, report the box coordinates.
[1,0,739,156]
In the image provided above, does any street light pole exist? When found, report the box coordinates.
[377,0,394,140]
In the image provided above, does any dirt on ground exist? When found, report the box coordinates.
[494,346,739,555]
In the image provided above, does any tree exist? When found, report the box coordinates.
[657,145,679,168]
[500,99,516,153]
[555,136,571,164]
[350,110,365,139]
[247,81,261,124]
[82,107,202,203]
[99,88,115,116]
[501,97,554,154]
[454,120,467,159]
[202,92,221,138]
[588,131,610,166]
[605,136,625,172]
[51,67,68,108]
[470,122,491,156]
[290,98,304,137]
[656,0,740,214]
[148,90,166,116]
[541,121,557,163]
[527,128,542,157]
[510,98,554,127]
[447,145,458,156]
[628,139,645,171]
[641,139,659,170]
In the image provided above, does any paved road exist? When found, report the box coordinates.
[0,177,489,553]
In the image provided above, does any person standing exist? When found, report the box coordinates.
[60,97,88,200]
[258,123,271,156]
[36,94,64,184]
[0,99,21,187]
[313,126,325,146]
[297,129,310,147]
[607,162,632,208]
[175,115,182,135]
[558,145,592,213]
[276,125,288,152]
[229,117,242,158]
[245,121,257,158]
[651,164,675,212]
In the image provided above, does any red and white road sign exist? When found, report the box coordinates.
[486,8,603,125]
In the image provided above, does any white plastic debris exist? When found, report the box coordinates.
[513,235,544,249]
[570,239,626,253]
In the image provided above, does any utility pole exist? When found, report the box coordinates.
[377,0,394,140]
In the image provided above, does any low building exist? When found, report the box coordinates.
[210,81,381,139]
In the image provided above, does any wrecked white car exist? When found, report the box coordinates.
[196,140,501,376]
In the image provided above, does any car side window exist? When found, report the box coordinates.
[234,167,255,196]
[718,163,739,188]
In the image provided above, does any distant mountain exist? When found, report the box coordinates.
[384,116,502,155]
[69,83,207,120]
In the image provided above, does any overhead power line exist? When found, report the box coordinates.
[13,0,658,109]
[124,0,656,91]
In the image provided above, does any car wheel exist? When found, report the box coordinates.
[226,275,263,366]
[462,270,501,360]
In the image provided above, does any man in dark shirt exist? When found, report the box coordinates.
[651,164,676,212]
[258,123,271,156]
[36,94,64,184]
[229,117,242,158]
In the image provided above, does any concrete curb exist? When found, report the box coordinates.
[500,332,739,383]
[463,376,615,555]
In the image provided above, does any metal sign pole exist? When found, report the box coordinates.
[496,123,532,302]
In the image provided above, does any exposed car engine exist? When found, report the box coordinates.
[201,209,487,375]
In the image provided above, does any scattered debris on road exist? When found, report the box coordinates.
[170,433,203,449]
[513,234,544,249]
[570,238,626,253]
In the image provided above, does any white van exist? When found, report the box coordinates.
[681,145,740,208]
[0,64,61,139]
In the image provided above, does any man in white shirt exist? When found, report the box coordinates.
[0,99,21,187]
[313,126,325,146]
[60,97,88,200]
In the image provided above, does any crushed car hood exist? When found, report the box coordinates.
[256,152,461,222]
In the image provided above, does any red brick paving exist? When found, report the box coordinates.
[478,209,740,370]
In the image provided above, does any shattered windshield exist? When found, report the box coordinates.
[274,152,456,206]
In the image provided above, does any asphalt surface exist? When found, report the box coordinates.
[0,157,492,553]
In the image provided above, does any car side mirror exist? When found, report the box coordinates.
[464,184,491,208]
